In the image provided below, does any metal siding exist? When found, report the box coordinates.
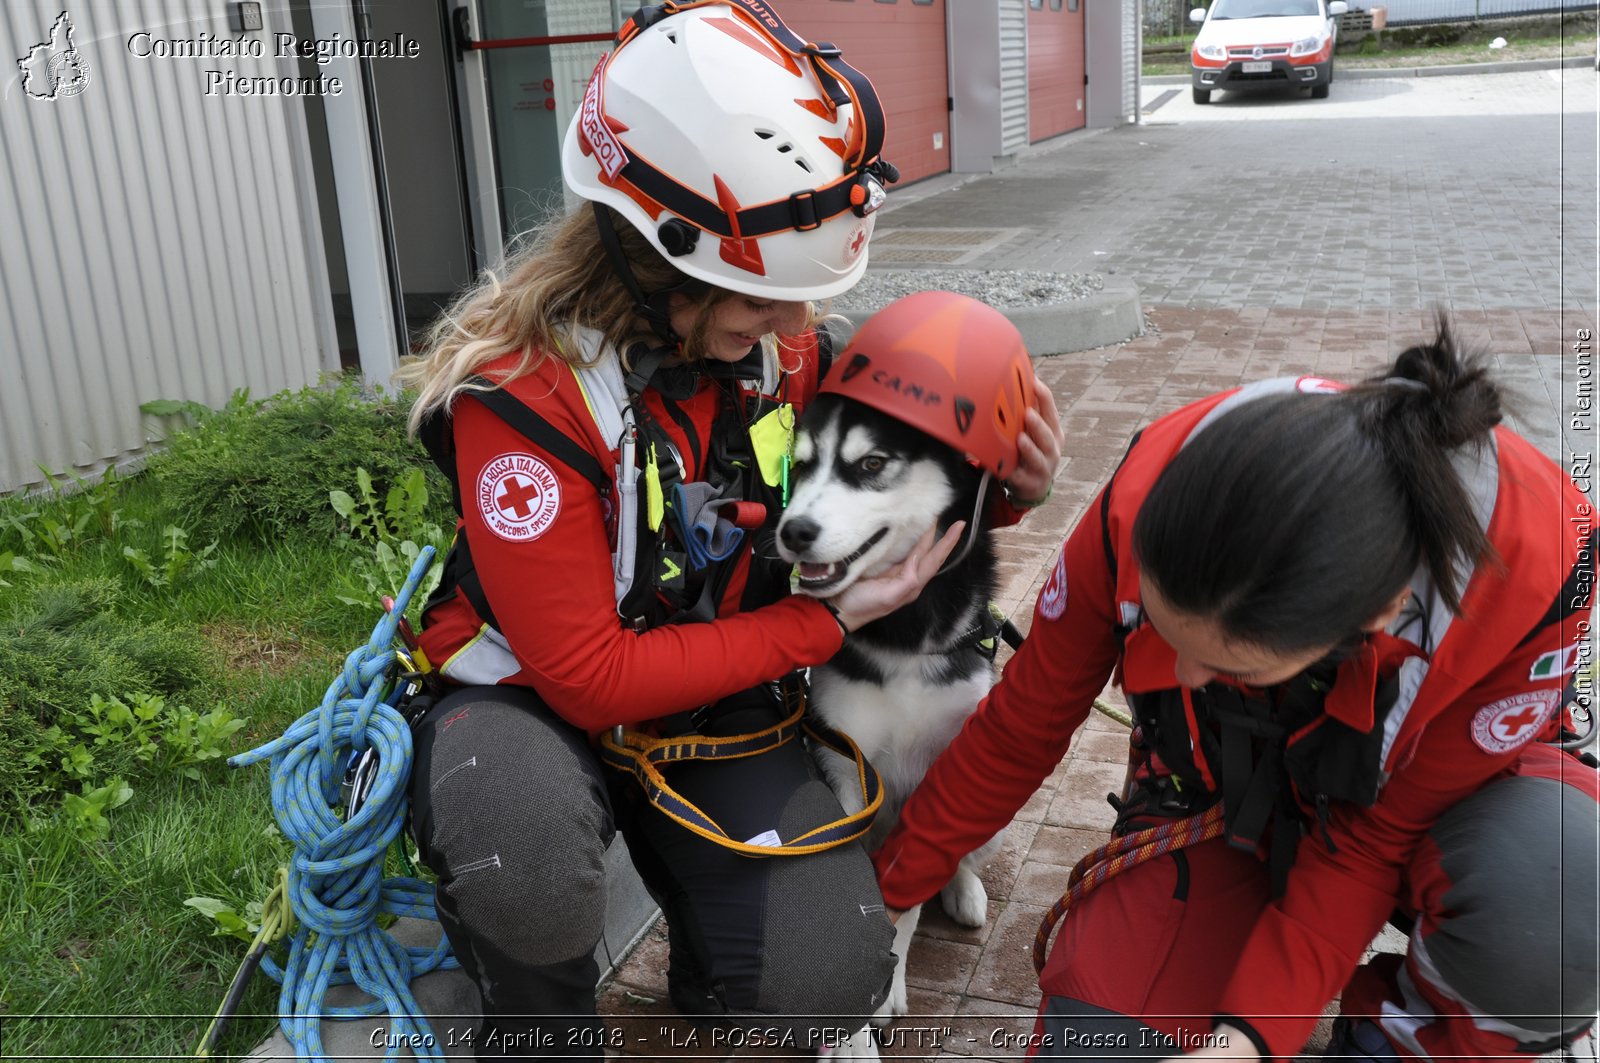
[999,0,1028,154]
[0,0,329,494]
[1123,0,1141,120]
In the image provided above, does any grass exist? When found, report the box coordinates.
[1143,28,1597,76]
[0,771,290,1056]
[0,391,435,1058]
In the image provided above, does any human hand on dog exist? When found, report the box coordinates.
[825,522,966,633]
[1003,377,1065,508]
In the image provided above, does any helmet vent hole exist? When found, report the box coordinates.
[660,28,678,42]
[777,143,794,153]
[794,158,813,173]
[754,129,775,140]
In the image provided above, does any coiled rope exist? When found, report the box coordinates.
[1033,803,1225,974]
[229,546,456,1061]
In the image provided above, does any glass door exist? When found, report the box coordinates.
[456,0,621,255]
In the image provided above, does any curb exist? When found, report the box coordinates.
[838,275,1145,357]
[1143,52,1593,85]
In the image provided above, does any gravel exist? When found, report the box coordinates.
[831,268,1105,312]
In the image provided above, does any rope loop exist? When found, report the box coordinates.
[230,546,456,1061]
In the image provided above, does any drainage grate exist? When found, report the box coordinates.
[874,228,1011,248]
[866,227,1022,265]
[870,248,971,264]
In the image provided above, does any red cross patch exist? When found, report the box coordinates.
[1038,548,1068,622]
[844,222,869,265]
[1470,689,1561,754]
[477,452,561,542]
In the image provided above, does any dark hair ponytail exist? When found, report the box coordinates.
[1349,315,1503,610]
[1133,314,1503,654]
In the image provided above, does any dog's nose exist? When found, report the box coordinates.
[780,516,821,553]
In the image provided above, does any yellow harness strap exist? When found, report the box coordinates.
[598,687,883,857]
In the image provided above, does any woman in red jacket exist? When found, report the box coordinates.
[392,3,1063,1059]
[873,320,1597,1062]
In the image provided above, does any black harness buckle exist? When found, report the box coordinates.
[789,189,821,232]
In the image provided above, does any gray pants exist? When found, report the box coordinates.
[408,684,897,1060]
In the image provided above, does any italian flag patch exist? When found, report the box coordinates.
[1529,640,1584,681]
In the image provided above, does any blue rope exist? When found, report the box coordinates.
[231,546,457,1061]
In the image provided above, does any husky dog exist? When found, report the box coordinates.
[776,391,1006,1047]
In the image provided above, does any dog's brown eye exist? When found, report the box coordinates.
[858,455,886,474]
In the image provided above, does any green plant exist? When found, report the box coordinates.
[60,777,132,841]
[0,551,40,587]
[0,579,214,809]
[330,466,449,610]
[145,376,452,545]
[182,895,264,945]
[122,525,219,589]
[69,694,246,781]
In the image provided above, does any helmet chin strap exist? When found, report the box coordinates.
[592,202,683,355]
[936,470,992,578]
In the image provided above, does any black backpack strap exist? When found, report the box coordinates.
[465,383,613,499]
[816,324,836,382]
[418,376,616,505]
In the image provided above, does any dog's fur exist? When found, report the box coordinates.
[775,393,1005,1052]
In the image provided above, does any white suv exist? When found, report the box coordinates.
[1189,0,1349,104]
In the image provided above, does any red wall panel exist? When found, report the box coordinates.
[1027,0,1086,142]
[780,0,950,184]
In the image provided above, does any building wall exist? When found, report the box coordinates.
[0,1,331,493]
[781,0,952,185]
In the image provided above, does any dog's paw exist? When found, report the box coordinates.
[821,1025,882,1061]
[940,868,989,928]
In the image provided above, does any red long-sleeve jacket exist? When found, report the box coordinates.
[417,335,846,733]
[873,377,1594,1059]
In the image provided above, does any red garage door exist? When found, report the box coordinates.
[781,0,950,184]
[1027,0,1085,142]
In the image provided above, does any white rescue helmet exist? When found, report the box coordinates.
[561,0,898,302]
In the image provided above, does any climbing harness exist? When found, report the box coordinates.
[599,680,884,857]
[223,547,455,1061]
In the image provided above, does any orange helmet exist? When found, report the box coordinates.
[821,291,1036,479]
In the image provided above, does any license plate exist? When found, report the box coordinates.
[1241,60,1272,72]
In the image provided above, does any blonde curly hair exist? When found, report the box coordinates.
[395,206,816,437]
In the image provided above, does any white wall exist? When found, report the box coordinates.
[0,0,333,493]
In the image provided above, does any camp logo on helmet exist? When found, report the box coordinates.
[578,55,626,180]
[868,368,942,408]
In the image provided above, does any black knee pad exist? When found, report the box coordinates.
[412,687,615,965]
[1424,774,1598,1033]
[738,779,897,1024]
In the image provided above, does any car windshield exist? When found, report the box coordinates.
[1208,0,1320,17]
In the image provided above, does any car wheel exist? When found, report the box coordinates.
[1193,87,1212,104]
[1311,83,1330,98]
